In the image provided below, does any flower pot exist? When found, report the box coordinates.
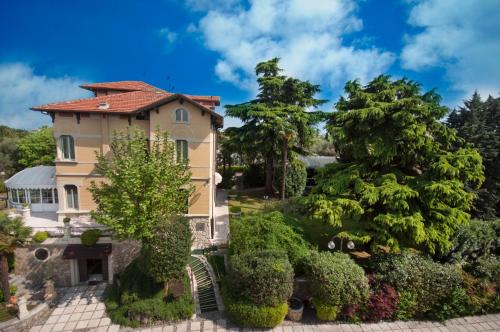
[287,297,303,321]
[21,208,31,219]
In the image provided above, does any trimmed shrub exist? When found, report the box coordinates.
[465,255,500,282]
[273,159,307,198]
[394,291,418,321]
[428,286,471,321]
[242,164,265,188]
[32,231,48,243]
[373,253,463,316]
[304,251,369,318]
[227,250,293,307]
[229,211,309,267]
[313,299,339,321]
[80,229,101,246]
[225,296,288,328]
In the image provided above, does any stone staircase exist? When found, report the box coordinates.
[189,256,219,313]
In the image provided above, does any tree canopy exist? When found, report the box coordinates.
[305,76,484,255]
[17,126,56,168]
[225,58,326,198]
[89,126,193,242]
[447,92,499,219]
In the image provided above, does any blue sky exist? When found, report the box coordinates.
[1,0,499,129]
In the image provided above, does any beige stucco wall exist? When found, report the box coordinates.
[52,100,216,220]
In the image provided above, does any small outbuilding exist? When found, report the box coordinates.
[4,166,58,212]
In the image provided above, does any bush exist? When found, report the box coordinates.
[304,251,369,317]
[428,286,471,321]
[227,250,293,307]
[461,271,499,314]
[441,219,499,264]
[224,295,288,328]
[0,286,17,302]
[273,159,307,198]
[465,255,500,282]
[372,253,463,316]
[243,164,265,188]
[229,211,310,267]
[394,291,418,321]
[80,229,101,246]
[104,259,194,327]
[361,283,399,322]
[32,231,48,243]
[313,298,339,321]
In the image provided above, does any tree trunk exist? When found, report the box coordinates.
[0,254,10,303]
[265,155,274,194]
[281,139,288,201]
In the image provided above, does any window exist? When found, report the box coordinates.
[65,185,79,209]
[17,190,26,204]
[34,248,49,261]
[176,140,188,162]
[175,108,188,123]
[60,135,75,160]
[54,189,58,203]
[9,189,17,203]
[30,189,41,204]
[42,189,53,204]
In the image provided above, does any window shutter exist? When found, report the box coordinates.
[183,140,188,161]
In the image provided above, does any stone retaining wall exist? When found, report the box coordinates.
[0,303,50,332]
[189,217,212,249]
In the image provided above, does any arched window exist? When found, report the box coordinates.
[64,185,79,209]
[175,108,189,123]
[60,135,75,160]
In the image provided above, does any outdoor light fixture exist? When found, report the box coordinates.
[327,240,336,250]
[347,240,355,250]
[328,236,355,252]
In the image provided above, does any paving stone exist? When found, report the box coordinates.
[81,311,94,320]
[63,321,78,331]
[30,326,43,332]
[177,322,189,332]
[92,309,105,319]
[85,303,98,312]
[68,312,83,322]
[52,322,67,332]
[152,326,164,332]
[52,307,65,315]
[163,325,175,332]
[58,314,72,323]
[204,321,214,331]
[88,319,101,328]
[39,325,54,332]
[109,325,121,332]
[62,306,76,314]
[100,317,112,326]
[46,315,60,324]
[76,320,90,329]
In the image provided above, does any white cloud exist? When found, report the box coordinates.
[190,0,395,94]
[401,0,500,98]
[158,27,178,44]
[0,63,90,129]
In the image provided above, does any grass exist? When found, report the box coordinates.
[228,188,277,215]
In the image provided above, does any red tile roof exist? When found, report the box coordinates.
[31,81,222,124]
[80,81,163,93]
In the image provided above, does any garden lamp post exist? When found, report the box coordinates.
[327,236,355,252]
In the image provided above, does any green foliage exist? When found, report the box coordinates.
[306,76,485,255]
[89,127,193,242]
[229,205,241,214]
[138,217,192,285]
[304,251,369,310]
[448,93,500,219]
[227,250,293,307]
[313,299,339,321]
[373,253,463,316]
[32,231,48,243]
[222,281,288,328]
[0,286,17,303]
[17,126,55,168]
[80,229,101,247]
[466,255,500,282]
[273,158,307,198]
[428,287,471,321]
[229,211,310,267]
[442,219,499,263]
[242,164,265,188]
[394,291,418,320]
[0,125,28,177]
[226,58,326,196]
[104,259,194,327]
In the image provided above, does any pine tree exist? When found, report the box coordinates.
[448,92,500,219]
[305,76,484,255]
[226,58,326,198]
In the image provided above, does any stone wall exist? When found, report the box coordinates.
[0,303,50,332]
[15,245,72,287]
[110,240,141,278]
[189,217,212,249]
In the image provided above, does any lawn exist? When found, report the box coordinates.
[227,188,276,214]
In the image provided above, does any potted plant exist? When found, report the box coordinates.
[63,217,71,225]
[287,297,304,321]
[21,203,31,219]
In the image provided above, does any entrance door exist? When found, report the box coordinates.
[87,259,103,277]
[78,258,104,282]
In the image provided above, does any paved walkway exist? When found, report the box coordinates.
[30,284,119,332]
[213,190,229,245]
[123,314,500,332]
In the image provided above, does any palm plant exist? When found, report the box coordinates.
[0,212,30,302]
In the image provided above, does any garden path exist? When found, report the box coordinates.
[121,314,500,332]
[213,190,229,245]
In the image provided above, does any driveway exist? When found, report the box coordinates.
[30,283,119,332]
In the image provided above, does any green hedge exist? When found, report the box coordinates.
[313,298,339,321]
[273,158,307,198]
[222,281,287,328]
[104,259,194,327]
[32,231,48,243]
[229,211,310,268]
[81,229,101,246]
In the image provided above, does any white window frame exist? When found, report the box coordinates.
[60,135,75,160]
[64,185,79,210]
[42,189,54,204]
[175,108,189,123]
[176,139,189,162]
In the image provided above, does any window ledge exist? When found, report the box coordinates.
[56,159,78,164]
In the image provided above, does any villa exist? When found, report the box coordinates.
[5,81,223,287]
